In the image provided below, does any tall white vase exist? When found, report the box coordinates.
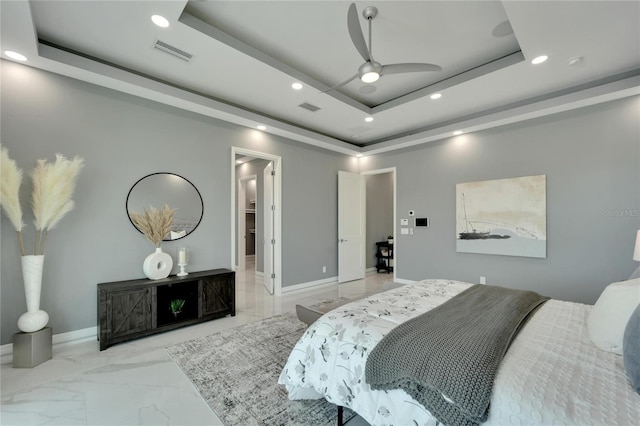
[17,255,50,333]
[143,247,173,280]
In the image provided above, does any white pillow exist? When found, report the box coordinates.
[588,278,640,354]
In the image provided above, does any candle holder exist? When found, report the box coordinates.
[177,247,188,276]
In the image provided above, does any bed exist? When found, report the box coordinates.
[278,279,640,425]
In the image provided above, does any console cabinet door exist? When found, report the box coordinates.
[201,274,235,317]
[105,287,153,340]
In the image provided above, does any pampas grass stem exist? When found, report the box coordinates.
[32,154,84,235]
[17,231,25,256]
[1,147,83,256]
[130,204,175,247]
[40,230,49,255]
[0,145,25,235]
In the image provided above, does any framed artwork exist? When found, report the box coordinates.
[456,175,546,258]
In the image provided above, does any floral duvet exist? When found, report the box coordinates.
[278,279,640,426]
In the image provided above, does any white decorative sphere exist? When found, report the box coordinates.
[17,310,49,333]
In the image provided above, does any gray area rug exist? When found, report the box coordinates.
[166,301,355,426]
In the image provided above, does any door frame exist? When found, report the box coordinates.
[361,167,397,282]
[237,174,256,271]
[263,162,274,294]
[231,147,282,295]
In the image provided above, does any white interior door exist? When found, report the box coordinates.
[338,171,365,283]
[263,162,274,294]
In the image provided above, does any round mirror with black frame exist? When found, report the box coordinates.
[126,172,203,241]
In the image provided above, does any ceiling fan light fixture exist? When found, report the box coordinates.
[361,72,379,83]
[359,61,382,83]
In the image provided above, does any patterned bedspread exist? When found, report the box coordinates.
[278,279,640,425]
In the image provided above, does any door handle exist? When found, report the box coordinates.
[339,239,348,243]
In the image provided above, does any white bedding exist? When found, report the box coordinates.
[278,279,640,425]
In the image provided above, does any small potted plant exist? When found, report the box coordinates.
[170,299,185,318]
[387,235,394,245]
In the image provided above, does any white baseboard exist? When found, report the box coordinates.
[365,267,376,273]
[1,326,97,365]
[282,276,338,294]
[394,278,416,285]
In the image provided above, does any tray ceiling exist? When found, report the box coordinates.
[1,1,639,155]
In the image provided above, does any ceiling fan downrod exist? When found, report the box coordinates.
[363,6,378,61]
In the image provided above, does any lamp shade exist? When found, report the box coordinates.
[634,230,640,261]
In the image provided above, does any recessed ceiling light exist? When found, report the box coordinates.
[257,125,267,131]
[453,130,464,136]
[4,50,27,61]
[356,154,363,158]
[531,55,548,65]
[430,93,442,100]
[291,82,303,90]
[364,117,374,122]
[151,15,170,28]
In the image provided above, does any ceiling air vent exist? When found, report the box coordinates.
[153,40,194,62]
[298,102,321,112]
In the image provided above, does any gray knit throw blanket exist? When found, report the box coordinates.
[365,284,549,426]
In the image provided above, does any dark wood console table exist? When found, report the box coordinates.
[97,269,235,350]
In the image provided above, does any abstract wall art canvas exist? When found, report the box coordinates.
[456,175,547,258]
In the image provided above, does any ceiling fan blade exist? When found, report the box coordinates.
[320,73,359,94]
[347,3,371,62]
[382,63,443,75]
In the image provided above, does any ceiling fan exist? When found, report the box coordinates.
[323,3,442,93]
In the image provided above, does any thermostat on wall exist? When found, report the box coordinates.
[415,217,430,227]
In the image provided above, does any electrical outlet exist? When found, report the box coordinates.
[480,276,486,284]
[322,266,327,273]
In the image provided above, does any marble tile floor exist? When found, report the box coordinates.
[1,261,392,425]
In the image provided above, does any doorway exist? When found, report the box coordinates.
[338,168,396,283]
[363,168,396,280]
[237,175,257,272]
[231,147,282,296]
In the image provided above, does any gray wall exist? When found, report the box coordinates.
[0,61,354,344]
[361,96,640,304]
[2,59,638,344]
[366,173,394,268]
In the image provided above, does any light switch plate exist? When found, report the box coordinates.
[401,228,409,235]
